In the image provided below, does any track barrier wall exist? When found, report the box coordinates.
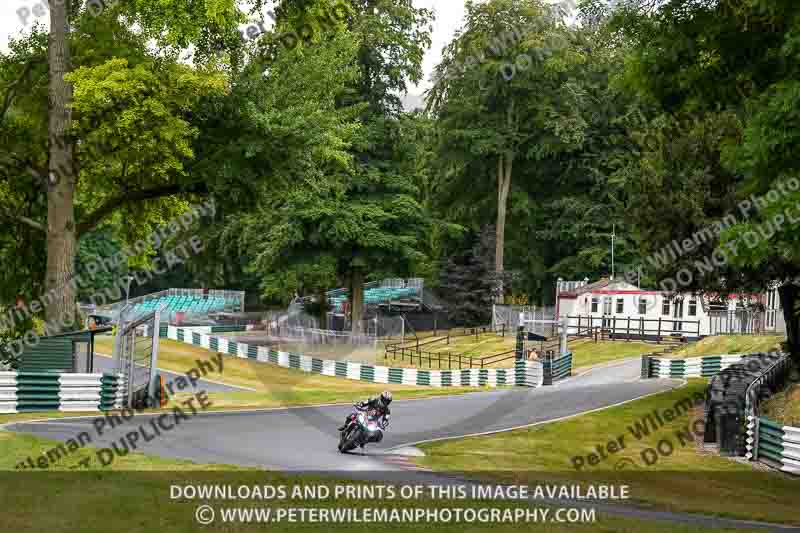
[0,371,124,413]
[542,352,573,385]
[641,354,750,379]
[686,350,800,476]
[164,326,544,389]
[747,417,800,475]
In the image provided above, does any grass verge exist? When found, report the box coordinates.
[383,336,666,371]
[414,380,799,525]
[666,335,784,358]
[93,337,478,408]
[0,426,766,532]
[760,382,800,426]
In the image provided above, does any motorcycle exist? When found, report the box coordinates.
[338,407,385,453]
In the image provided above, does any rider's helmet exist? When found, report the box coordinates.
[380,390,392,407]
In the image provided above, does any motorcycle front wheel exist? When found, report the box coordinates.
[340,428,361,453]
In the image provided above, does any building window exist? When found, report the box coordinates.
[616,298,624,314]
[662,300,670,316]
[638,298,648,315]
[591,297,598,313]
[688,299,697,316]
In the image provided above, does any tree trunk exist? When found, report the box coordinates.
[495,152,513,304]
[778,283,800,362]
[45,0,77,330]
[317,287,328,330]
[350,269,364,334]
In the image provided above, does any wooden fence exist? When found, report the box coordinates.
[567,315,701,343]
[384,343,517,369]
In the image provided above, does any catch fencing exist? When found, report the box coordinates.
[493,305,555,332]
[112,307,161,408]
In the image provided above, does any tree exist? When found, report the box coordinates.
[236,0,435,333]
[439,226,498,326]
[428,0,586,300]
[46,0,75,328]
[610,0,800,356]
[1,1,244,332]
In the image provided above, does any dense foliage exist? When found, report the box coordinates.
[1,0,799,351]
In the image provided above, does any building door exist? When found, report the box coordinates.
[673,299,683,332]
[766,289,778,331]
[602,297,612,329]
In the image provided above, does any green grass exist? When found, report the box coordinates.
[760,382,800,426]
[0,464,763,533]
[92,337,476,410]
[383,334,665,370]
[569,339,666,370]
[0,414,765,533]
[415,380,799,525]
[167,329,666,372]
[666,335,784,358]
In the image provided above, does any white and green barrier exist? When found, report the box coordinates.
[0,372,16,414]
[0,372,124,413]
[643,354,747,379]
[746,417,800,475]
[146,323,254,338]
[542,352,573,385]
[165,326,544,388]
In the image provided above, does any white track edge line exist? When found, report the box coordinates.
[385,378,688,452]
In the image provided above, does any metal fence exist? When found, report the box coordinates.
[703,351,792,457]
[493,304,555,331]
[113,306,161,408]
[709,310,768,335]
[566,315,701,343]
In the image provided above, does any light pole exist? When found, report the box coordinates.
[555,276,563,321]
[124,275,134,309]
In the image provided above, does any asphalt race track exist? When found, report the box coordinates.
[8,358,680,471]
[13,359,800,530]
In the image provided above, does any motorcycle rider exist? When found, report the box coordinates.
[338,390,392,442]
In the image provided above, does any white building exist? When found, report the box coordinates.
[555,278,783,340]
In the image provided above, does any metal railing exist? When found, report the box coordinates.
[383,328,517,370]
[566,315,701,342]
[743,353,793,463]
[703,351,792,457]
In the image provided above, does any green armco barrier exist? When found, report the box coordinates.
[2,372,121,413]
[16,372,61,412]
[542,352,572,385]
[644,354,749,379]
